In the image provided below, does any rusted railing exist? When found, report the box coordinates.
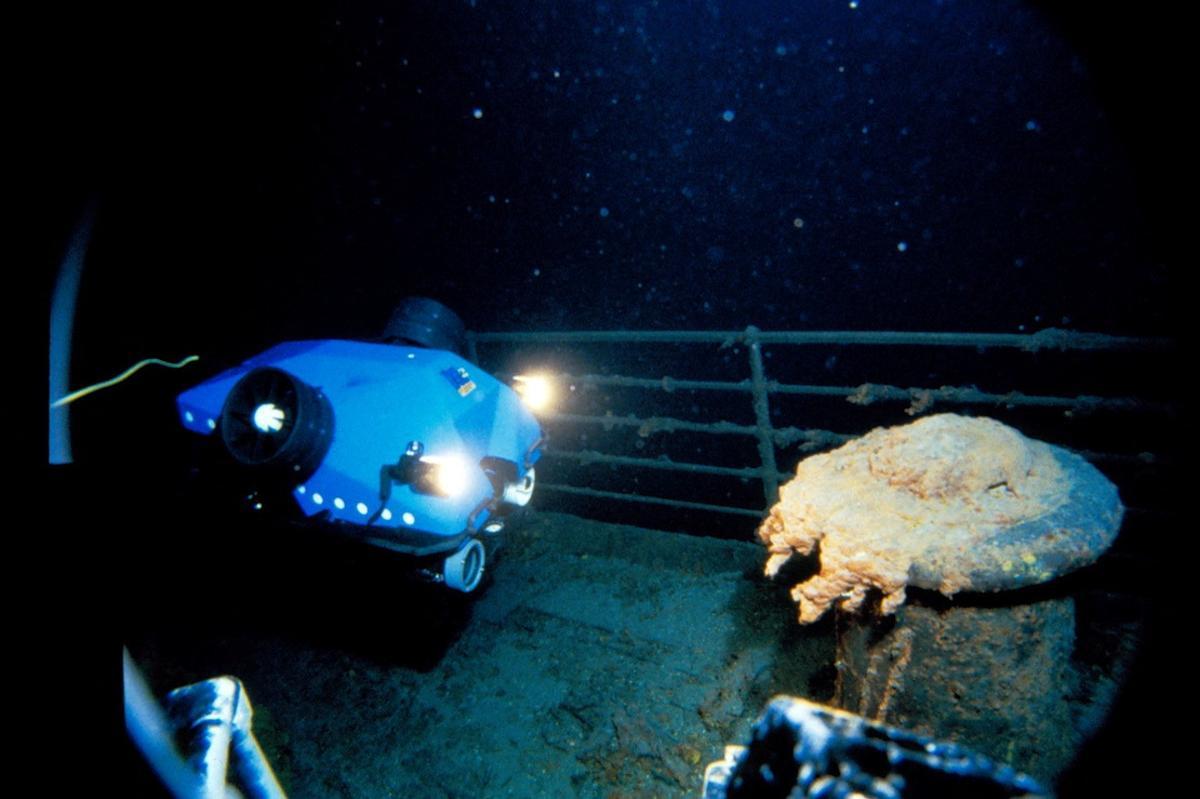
[467,327,1174,524]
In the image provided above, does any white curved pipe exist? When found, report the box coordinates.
[49,200,96,464]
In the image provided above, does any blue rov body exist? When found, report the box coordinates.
[176,337,544,592]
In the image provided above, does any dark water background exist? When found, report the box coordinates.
[47,1,1177,352]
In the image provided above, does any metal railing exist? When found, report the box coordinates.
[467,327,1174,526]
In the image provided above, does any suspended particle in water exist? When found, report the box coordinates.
[472,107,484,119]
[722,109,735,122]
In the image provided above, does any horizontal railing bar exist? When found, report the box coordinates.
[549,411,758,436]
[562,373,754,393]
[551,373,1167,414]
[553,433,1169,482]
[549,411,854,451]
[537,482,766,518]
[543,414,1165,466]
[838,383,1170,414]
[470,327,1170,351]
[771,427,857,450]
[544,447,786,482]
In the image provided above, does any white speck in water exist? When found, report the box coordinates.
[722,109,735,122]
[472,107,484,119]
[897,241,908,252]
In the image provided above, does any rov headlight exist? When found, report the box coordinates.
[415,454,471,497]
[513,374,554,412]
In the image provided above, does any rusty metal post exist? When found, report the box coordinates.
[743,326,780,508]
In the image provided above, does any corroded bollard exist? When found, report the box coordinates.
[757,414,1124,782]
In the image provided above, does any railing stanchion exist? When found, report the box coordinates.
[745,326,780,509]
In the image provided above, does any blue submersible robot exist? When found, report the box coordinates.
[175,297,545,593]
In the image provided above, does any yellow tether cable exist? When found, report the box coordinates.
[50,355,200,408]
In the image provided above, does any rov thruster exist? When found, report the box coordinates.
[175,298,545,592]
